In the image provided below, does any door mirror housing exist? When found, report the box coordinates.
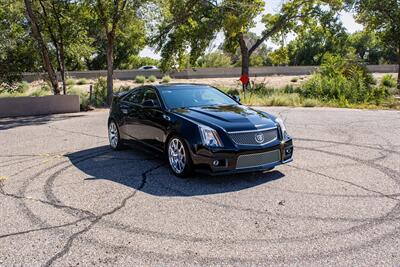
[230,95,241,103]
[142,99,160,108]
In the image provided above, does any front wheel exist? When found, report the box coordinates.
[168,136,193,178]
[108,120,124,150]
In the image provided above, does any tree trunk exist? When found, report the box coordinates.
[238,33,250,91]
[397,46,400,89]
[106,36,114,105]
[59,43,66,95]
[24,0,60,95]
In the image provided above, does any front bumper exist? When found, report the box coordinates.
[190,139,294,176]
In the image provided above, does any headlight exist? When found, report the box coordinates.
[275,117,288,138]
[198,125,223,147]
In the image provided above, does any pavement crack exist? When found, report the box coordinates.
[43,163,164,267]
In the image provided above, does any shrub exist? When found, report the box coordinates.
[162,75,172,83]
[381,74,397,88]
[147,75,157,83]
[117,85,131,92]
[301,53,386,105]
[16,81,29,94]
[68,86,90,110]
[303,98,320,107]
[77,78,89,85]
[135,75,146,84]
[66,78,76,86]
[93,77,107,106]
[30,87,49,97]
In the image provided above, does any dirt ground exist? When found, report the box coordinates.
[28,73,398,94]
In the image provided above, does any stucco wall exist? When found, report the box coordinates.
[22,65,398,82]
[0,95,80,118]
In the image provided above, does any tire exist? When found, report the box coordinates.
[108,120,124,150]
[167,136,193,178]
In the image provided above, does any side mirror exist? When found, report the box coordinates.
[142,99,160,108]
[230,95,241,103]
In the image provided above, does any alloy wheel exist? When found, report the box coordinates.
[168,138,186,174]
[108,121,119,149]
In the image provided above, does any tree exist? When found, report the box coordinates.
[152,0,343,90]
[348,0,400,88]
[90,0,146,105]
[0,0,40,89]
[24,0,60,94]
[286,11,348,66]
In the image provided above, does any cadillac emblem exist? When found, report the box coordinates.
[255,132,265,144]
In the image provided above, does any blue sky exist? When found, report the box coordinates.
[140,1,363,59]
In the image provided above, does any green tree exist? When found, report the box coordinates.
[24,0,60,94]
[197,52,232,68]
[89,0,146,104]
[0,0,40,89]
[152,0,343,90]
[287,11,348,65]
[348,0,400,88]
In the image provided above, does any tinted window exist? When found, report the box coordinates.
[126,89,143,104]
[159,86,237,109]
[142,88,159,105]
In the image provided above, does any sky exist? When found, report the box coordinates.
[140,1,363,59]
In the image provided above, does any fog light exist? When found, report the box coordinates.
[213,160,219,166]
[285,148,293,155]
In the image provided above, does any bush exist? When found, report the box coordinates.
[135,75,146,84]
[66,78,76,86]
[77,78,89,85]
[381,74,397,88]
[301,53,386,105]
[117,85,131,92]
[162,75,172,83]
[68,86,90,110]
[93,77,107,106]
[147,75,157,83]
[303,98,320,107]
[16,81,29,94]
[30,87,49,97]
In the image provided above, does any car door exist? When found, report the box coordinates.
[137,87,168,150]
[119,88,144,140]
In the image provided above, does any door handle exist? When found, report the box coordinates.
[163,114,171,121]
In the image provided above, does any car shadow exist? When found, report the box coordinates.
[66,144,285,197]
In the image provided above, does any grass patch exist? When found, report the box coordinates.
[147,75,157,83]
[135,75,146,84]
[66,78,76,86]
[162,75,172,83]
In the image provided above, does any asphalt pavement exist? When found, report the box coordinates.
[0,107,399,266]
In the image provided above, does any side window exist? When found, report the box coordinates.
[126,89,144,104]
[142,88,159,105]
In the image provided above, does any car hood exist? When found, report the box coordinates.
[172,105,277,132]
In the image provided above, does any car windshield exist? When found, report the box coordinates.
[159,86,238,109]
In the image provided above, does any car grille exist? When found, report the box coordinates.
[229,128,278,146]
[236,150,281,169]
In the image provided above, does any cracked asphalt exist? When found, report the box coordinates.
[0,107,399,266]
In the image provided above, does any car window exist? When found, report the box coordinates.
[159,86,237,109]
[125,89,144,104]
[142,88,159,105]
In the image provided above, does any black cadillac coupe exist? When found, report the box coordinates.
[108,84,293,177]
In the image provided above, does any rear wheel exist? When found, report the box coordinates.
[168,136,193,178]
[108,120,124,150]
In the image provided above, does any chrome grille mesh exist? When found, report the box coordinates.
[236,150,281,169]
[229,128,278,145]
